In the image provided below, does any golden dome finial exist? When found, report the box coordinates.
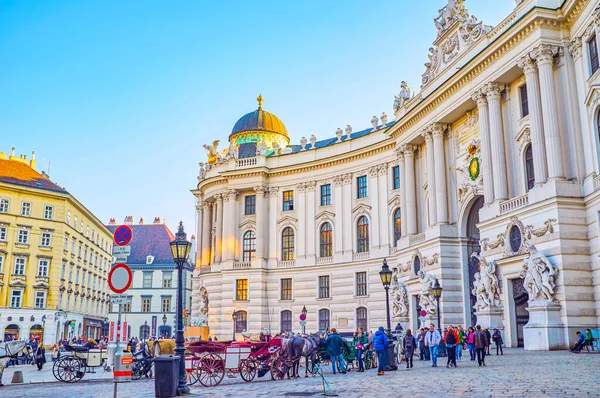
[257,94,264,110]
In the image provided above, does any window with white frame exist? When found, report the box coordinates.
[67,210,71,224]
[143,272,153,288]
[0,225,6,241]
[80,221,83,233]
[162,297,171,312]
[0,198,8,213]
[41,231,52,247]
[86,225,89,237]
[74,215,78,229]
[10,290,23,308]
[0,254,4,273]
[64,237,68,251]
[163,272,172,288]
[35,291,46,309]
[44,205,53,220]
[37,259,49,276]
[61,262,66,279]
[17,228,29,244]
[142,297,151,312]
[13,257,25,275]
[21,202,31,216]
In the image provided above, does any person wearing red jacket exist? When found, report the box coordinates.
[444,325,459,368]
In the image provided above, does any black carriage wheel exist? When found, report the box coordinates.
[52,356,67,382]
[197,353,224,387]
[187,358,200,386]
[131,360,144,380]
[55,356,84,383]
[240,358,258,382]
[270,356,287,381]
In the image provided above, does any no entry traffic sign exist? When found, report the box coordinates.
[113,225,132,246]
[108,263,132,294]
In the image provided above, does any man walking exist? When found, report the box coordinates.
[474,325,487,366]
[325,328,346,374]
[373,326,388,376]
[424,323,441,367]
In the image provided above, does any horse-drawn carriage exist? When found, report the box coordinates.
[52,344,110,383]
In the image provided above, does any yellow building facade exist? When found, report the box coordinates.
[0,148,113,344]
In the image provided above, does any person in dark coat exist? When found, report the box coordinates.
[403,329,416,369]
[324,328,346,374]
[473,325,487,366]
[34,345,46,371]
[484,328,492,355]
[373,326,388,375]
[492,328,504,355]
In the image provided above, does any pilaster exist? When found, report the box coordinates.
[483,82,508,201]
[424,131,437,226]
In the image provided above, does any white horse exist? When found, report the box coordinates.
[0,340,33,387]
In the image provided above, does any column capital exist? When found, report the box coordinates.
[394,144,405,160]
[224,189,238,201]
[471,89,487,107]
[268,187,279,197]
[568,37,582,60]
[482,82,505,100]
[517,54,537,75]
[427,122,447,137]
[305,181,317,191]
[342,173,353,185]
[333,176,343,187]
[369,166,379,178]
[423,130,433,141]
[296,182,306,192]
[253,185,268,195]
[532,44,558,66]
[202,202,210,210]
[378,164,388,176]
[214,193,223,202]
[195,203,203,212]
[402,144,417,157]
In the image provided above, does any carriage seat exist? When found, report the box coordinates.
[63,344,90,353]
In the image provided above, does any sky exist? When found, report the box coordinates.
[0,0,515,236]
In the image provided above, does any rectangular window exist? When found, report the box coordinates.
[14,257,26,275]
[61,262,66,279]
[64,237,69,251]
[357,176,368,198]
[319,309,330,332]
[67,210,71,224]
[356,307,368,331]
[41,231,52,247]
[162,297,171,313]
[244,195,256,215]
[163,272,172,288]
[0,198,9,213]
[280,278,292,300]
[356,272,368,296]
[142,297,151,312]
[35,291,46,309]
[21,202,31,216]
[17,228,29,244]
[74,215,78,229]
[520,84,529,117]
[392,166,400,190]
[37,259,49,276]
[122,297,132,312]
[0,225,6,241]
[318,276,330,299]
[10,290,22,308]
[320,184,331,206]
[236,279,248,301]
[0,255,4,273]
[44,205,53,220]
[143,272,153,288]
[80,221,83,233]
[280,311,292,332]
[590,35,599,75]
[283,190,294,211]
[86,225,89,238]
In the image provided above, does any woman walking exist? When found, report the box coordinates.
[444,326,458,368]
[34,344,46,371]
[403,329,416,369]
[355,328,368,372]
[467,327,476,361]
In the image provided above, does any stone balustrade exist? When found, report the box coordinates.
[352,252,370,261]
[409,233,426,246]
[594,174,600,192]
[500,193,529,215]
[236,157,257,168]
[277,260,296,268]
[233,261,251,269]
[317,257,333,265]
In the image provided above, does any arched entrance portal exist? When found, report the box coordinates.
[512,279,529,347]
[464,195,484,327]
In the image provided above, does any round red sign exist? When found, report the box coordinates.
[299,313,307,321]
[108,263,132,294]
[113,225,132,246]
[419,310,427,317]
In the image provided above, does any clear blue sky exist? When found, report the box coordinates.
[0,0,514,236]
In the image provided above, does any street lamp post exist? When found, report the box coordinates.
[232,311,238,341]
[301,305,307,335]
[379,259,396,371]
[162,313,167,338]
[169,221,192,396]
[144,321,148,340]
[432,279,446,357]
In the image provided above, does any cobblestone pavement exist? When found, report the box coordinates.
[3,348,600,397]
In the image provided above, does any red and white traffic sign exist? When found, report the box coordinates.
[108,263,132,294]
[113,225,132,246]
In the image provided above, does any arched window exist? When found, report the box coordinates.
[281,227,295,261]
[318,309,330,332]
[525,144,535,191]
[356,216,369,253]
[242,231,256,262]
[319,223,333,258]
[139,324,150,340]
[393,208,401,246]
[356,307,368,331]
[280,310,292,333]
[234,310,247,333]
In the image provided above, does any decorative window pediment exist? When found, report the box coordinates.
[9,280,26,288]
[352,203,372,220]
[33,282,50,289]
[238,218,256,230]
[315,210,335,224]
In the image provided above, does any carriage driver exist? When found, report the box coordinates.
[82,338,98,349]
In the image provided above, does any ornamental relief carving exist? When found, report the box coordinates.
[479,217,556,258]
[456,139,483,204]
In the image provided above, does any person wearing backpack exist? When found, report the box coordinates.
[403,329,416,369]
[444,325,459,368]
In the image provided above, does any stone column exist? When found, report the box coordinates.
[214,194,223,263]
[423,131,437,226]
[333,177,344,257]
[533,44,565,180]
[195,201,203,267]
[403,144,417,235]
[223,189,238,261]
[377,165,389,248]
[201,202,212,266]
[342,173,353,254]
[396,146,406,236]
[484,82,509,201]
[297,183,307,259]
[431,123,449,223]
[305,182,317,261]
[268,188,279,262]
[471,90,494,204]
[518,54,548,184]
[253,186,267,260]
[369,166,380,249]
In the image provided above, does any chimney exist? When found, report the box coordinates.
[109,218,116,225]
[153,217,161,224]
[139,217,144,225]
[124,216,134,225]
[30,151,36,170]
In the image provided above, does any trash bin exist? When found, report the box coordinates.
[114,351,133,382]
[154,355,179,398]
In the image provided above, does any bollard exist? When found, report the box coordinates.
[10,370,24,384]
[113,351,132,398]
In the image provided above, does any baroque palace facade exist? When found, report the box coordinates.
[0,148,113,344]
[192,0,600,349]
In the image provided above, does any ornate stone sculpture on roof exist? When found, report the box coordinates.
[393,81,412,112]
[203,140,220,165]
[519,244,559,306]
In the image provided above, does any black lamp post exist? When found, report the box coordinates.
[232,311,238,341]
[379,259,396,371]
[169,221,192,395]
[144,320,148,340]
[301,305,307,335]
[432,279,446,357]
